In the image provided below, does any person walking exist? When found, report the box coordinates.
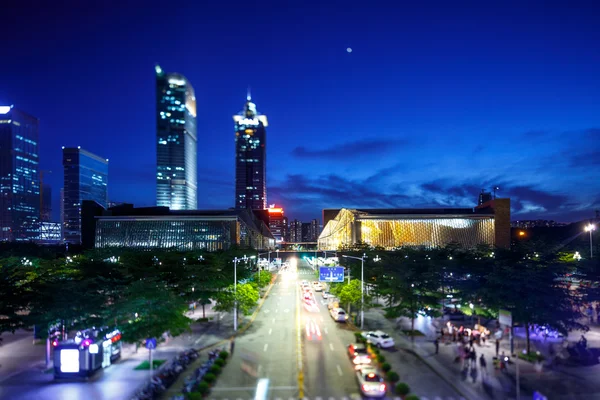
[479,354,487,377]
[230,338,235,354]
[434,338,439,354]
[495,339,500,357]
[470,348,477,367]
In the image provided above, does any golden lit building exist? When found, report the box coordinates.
[318,199,510,250]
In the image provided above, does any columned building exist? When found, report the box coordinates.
[62,147,108,244]
[0,105,40,241]
[234,94,267,210]
[156,64,197,210]
[319,199,511,250]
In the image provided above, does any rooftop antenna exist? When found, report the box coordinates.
[247,86,251,101]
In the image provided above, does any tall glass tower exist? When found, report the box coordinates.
[234,94,268,210]
[155,64,197,210]
[62,147,108,244]
[0,105,40,241]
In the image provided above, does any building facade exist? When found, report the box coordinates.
[234,94,268,210]
[282,216,289,242]
[0,106,40,241]
[62,147,108,244]
[82,202,275,251]
[289,219,302,242]
[319,200,511,250]
[156,65,197,210]
[41,183,52,222]
[267,205,285,244]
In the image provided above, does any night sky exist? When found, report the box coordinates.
[1,1,599,223]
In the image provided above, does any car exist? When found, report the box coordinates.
[330,307,348,322]
[313,283,323,292]
[305,319,322,341]
[361,331,395,349]
[322,291,332,299]
[355,366,386,398]
[301,280,309,286]
[347,343,371,365]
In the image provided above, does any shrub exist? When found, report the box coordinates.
[395,382,410,396]
[377,354,386,364]
[203,373,216,384]
[355,332,365,343]
[405,395,420,400]
[214,358,225,367]
[197,381,210,395]
[209,364,221,375]
[386,371,400,383]
[381,362,392,372]
[197,317,209,323]
[218,350,229,360]
[187,393,203,400]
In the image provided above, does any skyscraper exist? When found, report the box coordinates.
[62,147,108,244]
[267,205,285,244]
[0,105,40,241]
[155,64,197,210]
[41,183,52,222]
[234,93,268,210]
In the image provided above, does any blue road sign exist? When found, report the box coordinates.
[146,338,157,350]
[319,266,345,283]
[533,392,547,400]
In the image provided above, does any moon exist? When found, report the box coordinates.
[346,47,352,53]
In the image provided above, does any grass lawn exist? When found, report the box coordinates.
[134,359,166,370]
[402,329,425,337]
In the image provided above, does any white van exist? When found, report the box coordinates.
[330,307,348,322]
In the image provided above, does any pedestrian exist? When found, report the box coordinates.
[469,336,475,348]
[434,338,439,354]
[470,348,477,367]
[495,339,500,357]
[479,354,487,377]
[230,338,235,354]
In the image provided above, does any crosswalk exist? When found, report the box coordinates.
[210,396,465,400]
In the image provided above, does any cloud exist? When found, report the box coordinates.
[290,138,409,160]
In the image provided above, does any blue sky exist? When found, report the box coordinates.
[1,0,599,222]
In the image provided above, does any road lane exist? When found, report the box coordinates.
[299,263,360,399]
[209,259,298,399]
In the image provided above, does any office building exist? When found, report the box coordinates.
[155,64,197,210]
[0,105,40,241]
[234,93,268,210]
[478,190,492,205]
[39,222,62,244]
[81,202,275,251]
[267,205,285,244]
[289,219,302,242]
[62,147,108,244]
[282,216,289,242]
[319,199,511,250]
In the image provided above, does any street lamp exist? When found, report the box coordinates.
[232,255,256,331]
[585,224,596,259]
[342,254,367,329]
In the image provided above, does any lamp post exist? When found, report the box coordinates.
[232,255,256,331]
[342,254,367,329]
[585,224,596,259]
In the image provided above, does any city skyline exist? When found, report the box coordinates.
[1,2,599,223]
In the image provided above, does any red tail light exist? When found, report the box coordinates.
[52,340,58,347]
[362,384,368,392]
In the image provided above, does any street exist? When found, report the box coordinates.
[209,258,465,400]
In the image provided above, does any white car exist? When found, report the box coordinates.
[362,331,395,349]
[322,291,332,299]
[355,366,387,398]
[313,283,323,292]
[330,307,348,322]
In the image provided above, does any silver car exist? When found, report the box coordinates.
[355,366,387,398]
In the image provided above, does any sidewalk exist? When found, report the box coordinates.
[362,308,598,400]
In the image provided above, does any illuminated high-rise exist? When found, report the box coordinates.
[0,105,40,241]
[234,93,267,210]
[156,64,197,210]
[62,147,108,244]
[267,205,284,244]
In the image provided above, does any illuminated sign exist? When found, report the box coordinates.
[268,207,283,214]
[89,344,99,354]
[237,118,259,126]
[60,349,80,373]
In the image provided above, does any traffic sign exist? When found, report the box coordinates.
[319,266,345,283]
[146,338,157,350]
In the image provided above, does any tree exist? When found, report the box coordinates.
[480,253,584,354]
[213,283,259,316]
[253,271,273,289]
[109,279,191,345]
